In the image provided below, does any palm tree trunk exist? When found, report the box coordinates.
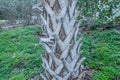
[40,0,86,80]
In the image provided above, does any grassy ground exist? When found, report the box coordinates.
[82,29,120,80]
[0,26,44,80]
[0,26,120,80]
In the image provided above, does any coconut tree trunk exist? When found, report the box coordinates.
[40,0,86,80]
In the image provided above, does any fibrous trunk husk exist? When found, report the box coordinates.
[40,0,86,80]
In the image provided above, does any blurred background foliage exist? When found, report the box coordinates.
[78,0,120,29]
[0,0,40,25]
[0,0,120,28]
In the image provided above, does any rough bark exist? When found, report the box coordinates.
[40,0,86,80]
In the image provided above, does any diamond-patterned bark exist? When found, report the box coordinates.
[40,0,86,80]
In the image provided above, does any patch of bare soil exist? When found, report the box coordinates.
[1,24,23,30]
[114,23,120,31]
[114,24,120,34]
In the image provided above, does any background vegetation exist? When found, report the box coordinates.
[0,0,40,25]
[78,0,120,29]
[0,0,120,27]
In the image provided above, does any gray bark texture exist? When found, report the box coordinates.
[40,0,86,80]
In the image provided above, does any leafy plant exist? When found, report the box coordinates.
[78,0,120,29]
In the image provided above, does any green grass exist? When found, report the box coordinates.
[0,26,44,80]
[0,26,120,80]
[82,29,120,80]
